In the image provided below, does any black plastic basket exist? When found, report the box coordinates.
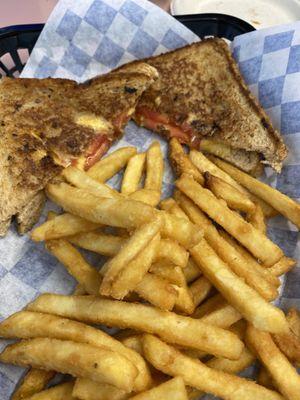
[0,14,255,77]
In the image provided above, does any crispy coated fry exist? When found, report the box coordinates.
[47,183,157,229]
[177,175,283,266]
[129,189,161,207]
[160,198,190,221]
[273,326,300,367]
[88,147,137,182]
[193,294,224,319]
[0,311,151,392]
[174,284,195,315]
[20,382,75,400]
[31,213,100,241]
[145,141,163,192]
[110,234,160,299]
[199,303,241,329]
[191,239,288,333]
[169,138,204,184]
[0,338,137,391]
[206,347,255,374]
[46,239,101,295]
[247,203,266,234]
[142,335,284,400]
[129,377,188,400]
[62,166,120,199]
[135,273,179,311]
[121,153,146,194]
[156,239,189,268]
[150,262,185,286]
[11,369,55,400]
[183,258,201,283]
[121,335,143,355]
[287,308,300,338]
[204,172,255,214]
[27,294,244,359]
[73,379,127,400]
[69,232,124,256]
[189,278,214,311]
[100,219,161,296]
[211,156,300,228]
[257,367,275,390]
[246,324,300,400]
[269,257,296,277]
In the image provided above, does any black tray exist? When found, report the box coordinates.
[0,14,255,77]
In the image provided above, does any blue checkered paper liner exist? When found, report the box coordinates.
[0,0,299,397]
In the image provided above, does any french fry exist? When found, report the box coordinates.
[190,150,277,218]
[246,324,300,400]
[269,257,296,277]
[0,338,137,391]
[135,273,179,311]
[73,284,86,296]
[199,302,242,329]
[272,326,300,367]
[206,346,255,375]
[257,367,275,390]
[46,239,101,295]
[177,174,283,266]
[73,379,127,400]
[189,277,213,310]
[47,183,157,229]
[247,203,266,234]
[142,334,284,400]
[18,382,75,400]
[160,198,190,221]
[220,231,281,287]
[129,189,161,207]
[211,156,300,228]
[110,234,161,300]
[0,311,151,392]
[287,308,300,338]
[69,231,124,257]
[100,219,161,296]
[156,239,189,268]
[27,294,244,360]
[169,138,204,184]
[129,377,188,400]
[150,262,185,286]
[191,239,288,334]
[183,258,202,283]
[174,284,195,315]
[193,294,224,319]
[121,153,146,194]
[11,369,55,400]
[62,166,120,199]
[145,141,163,193]
[88,147,137,182]
[31,213,100,242]
[121,335,144,355]
[176,188,278,299]
[204,172,256,214]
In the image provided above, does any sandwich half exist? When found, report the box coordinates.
[0,62,158,235]
[133,38,287,173]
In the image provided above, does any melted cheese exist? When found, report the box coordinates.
[75,113,113,132]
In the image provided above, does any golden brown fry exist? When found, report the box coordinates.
[287,308,300,338]
[211,156,300,228]
[257,367,275,390]
[150,262,185,286]
[27,294,244,360]
[135,273,178,311]
[62,166,120,199]
[100,218,161,296]
[247,203,266,234]
[169,138,204,184]
[246,324,300,400]
[204,172,255,214]
[46,239,101,295]
[121,153,146,194]
[191,239,288,334]
[0,338,137,391]
[183,258,202,283]
[272,327,300,367]
[145,141,164,192]
[73,379,128,400]
[20,382,75,400]
[143,334,283,400]
[193,294,224,319]
[0,311,151,392]
[11,369,55,400]
[47,183,157,229]
[69,231,124,257]
[31,213,100,241]
[199,303,242,329]
[156,240,189,268]
[269,257,296,277]
[121,335,144,355]
[206,347,255,374]
[160,198,190,221]
[174,284,195,316]
[177,175,283,266]
[129,189,161,207]
[73,284,86,295]
[129,377,188,400]
[88,147,137,182]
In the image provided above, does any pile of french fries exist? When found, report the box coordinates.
[1,138,300,400]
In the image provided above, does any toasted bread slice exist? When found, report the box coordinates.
[16,191,46,234]
[133,39,287,172]
[0,62,158,233]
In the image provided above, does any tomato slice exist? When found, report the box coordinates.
[113,112,131,132]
